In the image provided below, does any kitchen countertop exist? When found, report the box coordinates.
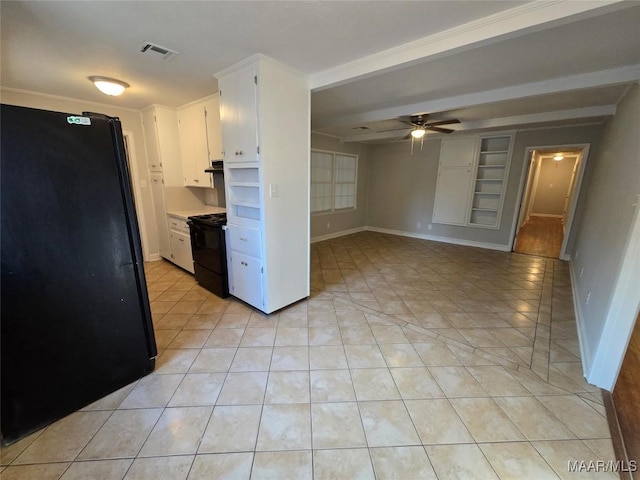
[166,206,226,221]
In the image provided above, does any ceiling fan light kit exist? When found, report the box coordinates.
[411,128,426,139]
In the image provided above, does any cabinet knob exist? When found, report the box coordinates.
[235,151,243,156]
[194,179,200,183]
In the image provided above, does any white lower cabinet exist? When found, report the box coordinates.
[167,215,194,273]
[228,251,263,310]
[433,166,473,225]
[226,225,263,309]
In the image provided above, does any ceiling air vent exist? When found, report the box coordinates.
[140,42,179,61]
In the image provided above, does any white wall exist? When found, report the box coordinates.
[531,157,576,216]
[1,88,159,260]
[569,83,640,389]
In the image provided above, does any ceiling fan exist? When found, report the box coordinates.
[401,114,460,138]
[379,113,460,154]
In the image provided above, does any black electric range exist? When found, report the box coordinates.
[187,213,229,298]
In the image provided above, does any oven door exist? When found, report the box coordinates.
[189,221,225,274]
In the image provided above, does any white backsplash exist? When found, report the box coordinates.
[205,175,226,207]
[163,186,206,211]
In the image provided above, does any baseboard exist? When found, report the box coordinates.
[310,226,367,243]
[366,226,512,252]
[569,259,592,379]
[602,391,635,480]
[145,253,162,262]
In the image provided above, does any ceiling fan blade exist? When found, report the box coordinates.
[425,119,461,127]
[426,126,455,134]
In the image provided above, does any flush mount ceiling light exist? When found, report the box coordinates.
[88,76,129,96]
[553,154,564,161]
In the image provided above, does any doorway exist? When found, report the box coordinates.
[513,145,589,259]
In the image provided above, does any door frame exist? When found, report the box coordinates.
[509,143,590,260]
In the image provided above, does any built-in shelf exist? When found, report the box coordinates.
[229,182,260,188]
[468,135,513,228]
[227,165,262,225]
[434,133,513,230]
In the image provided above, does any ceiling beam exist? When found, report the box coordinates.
[310,0,629,90]
[339,105,617,143]
[313,65,640,129]
[458,105,616,131]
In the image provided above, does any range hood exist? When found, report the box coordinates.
[204,160,224,174]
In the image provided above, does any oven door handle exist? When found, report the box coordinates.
[188,222,202,247]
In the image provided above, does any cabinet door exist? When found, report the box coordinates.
[220,64,258,164]
[150,173,170,259]
[142,108,162,172]
[154,107,182,185]
[433,167,473,225]
[178,103,211,187]
[170,230,194,273]
[439,136,476,167]
[229,251,263,309]
[204,96,223,162]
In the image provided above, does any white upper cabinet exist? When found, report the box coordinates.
[219,64,259,163]
[177,94,223,188]
[204,96,223,163]
[439,136,477,167]
[142,105,182,186]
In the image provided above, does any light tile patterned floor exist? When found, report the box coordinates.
[1,232,619,479]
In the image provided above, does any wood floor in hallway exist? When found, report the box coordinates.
[514,216,564,258]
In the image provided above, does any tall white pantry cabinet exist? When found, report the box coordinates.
[215,54,310,314]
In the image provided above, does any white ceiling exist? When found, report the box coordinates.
[2,1,639,144]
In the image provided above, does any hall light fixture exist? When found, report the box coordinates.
[553,154,564,161]
[88,76,129,96]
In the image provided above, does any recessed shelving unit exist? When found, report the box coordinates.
[468,135,512,228]
[227,165,262,224]
[433,133,513,229]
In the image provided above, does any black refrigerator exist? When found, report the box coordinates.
[1,104,157,444]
